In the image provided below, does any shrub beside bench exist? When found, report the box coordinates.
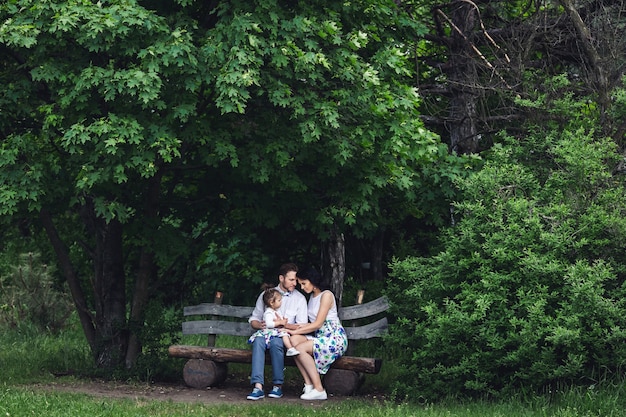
[168,291,389,395]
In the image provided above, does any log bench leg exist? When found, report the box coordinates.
[323,368,365,396]
[183,359,228,388]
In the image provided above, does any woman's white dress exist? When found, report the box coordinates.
[307,290,348,374]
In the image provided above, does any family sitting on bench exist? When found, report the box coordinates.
[246,263,348,401]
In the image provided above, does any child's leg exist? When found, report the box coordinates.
[282,335,293,349]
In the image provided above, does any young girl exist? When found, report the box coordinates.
[248,288,300,356]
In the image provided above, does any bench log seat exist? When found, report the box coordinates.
[168,293,389,395]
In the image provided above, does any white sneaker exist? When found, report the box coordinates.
[300,389,327,400]
[302,384,313,394]
[286,347,300,356]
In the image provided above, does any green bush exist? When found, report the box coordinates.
[386,129,626,400]
[0,252,73,333]
[127,302,183,382]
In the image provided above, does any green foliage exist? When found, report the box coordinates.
[193,0,458,239]
[0,0,450,234]
[129,303,183,383]
[387,127,626,400]
[195,230,269,305]
[0,0,467,370]
[0,253,73,333]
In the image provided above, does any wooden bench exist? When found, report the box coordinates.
[168,291,389,395]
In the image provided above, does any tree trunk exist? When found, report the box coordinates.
[39,208,96,354]
[323,225,346,307]
[41,203,129,368]
[125,172,162,368]
[441,1,480,154]
[370,229,384,281]
[559,0,610,116]
[43,190,157,370]
[125,249,154,368]
[92,217,127,368]
[77,195,128,368]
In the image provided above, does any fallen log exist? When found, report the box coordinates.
[168,345,383,374]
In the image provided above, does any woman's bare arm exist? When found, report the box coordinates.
[288,291,333,335]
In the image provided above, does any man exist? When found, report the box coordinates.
[246,263,308,400]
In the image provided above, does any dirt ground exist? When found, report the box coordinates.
[31,376,387,406]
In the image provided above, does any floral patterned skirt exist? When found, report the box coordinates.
[312,320,348,375]
[247,329,287,348]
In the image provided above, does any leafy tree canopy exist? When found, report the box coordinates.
[0,0,463,367]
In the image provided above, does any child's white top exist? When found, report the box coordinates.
[263,307,283,329]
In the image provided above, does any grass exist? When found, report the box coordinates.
[2,384,626,417]
[2,317,626,416]
[0,320,92,385]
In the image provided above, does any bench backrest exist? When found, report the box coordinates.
[181,296,389,341]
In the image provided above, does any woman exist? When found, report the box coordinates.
[287,266,348,400]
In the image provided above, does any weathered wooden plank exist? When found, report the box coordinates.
[183,296,389,321]
[184,303,253,318]
[338,296,389,321]
[182,320,254,337]
[333,354,383,374]
[169,346,253,364]
[182,317,388,340]
[343,317,388,340]
[168,345,383,374]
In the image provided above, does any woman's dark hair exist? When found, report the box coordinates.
[297,266,329,290]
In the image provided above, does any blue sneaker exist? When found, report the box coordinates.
[268,386,283,398]
[247,387,265,400]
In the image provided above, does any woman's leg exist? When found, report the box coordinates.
[290,334,307,347]
[293,356,311,386]
[292,340,313,385]
[292,340,323,391]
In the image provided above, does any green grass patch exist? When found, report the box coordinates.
[0,318,92,384]
[2,384,626,417]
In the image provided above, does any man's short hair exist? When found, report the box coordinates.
[278,263,298,277]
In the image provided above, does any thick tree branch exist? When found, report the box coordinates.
[559,0,609,110]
